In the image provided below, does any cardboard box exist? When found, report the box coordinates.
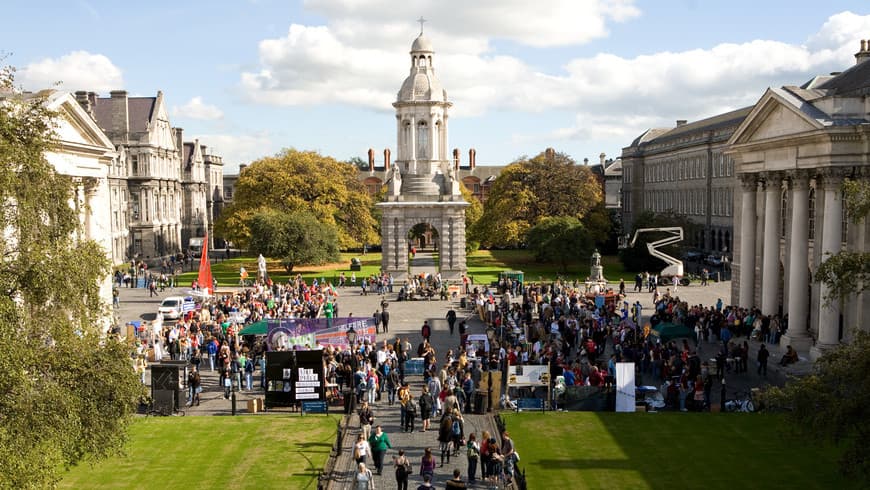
[247,399,258,414]
[635,405,647,412]
[710,403,721,413]
[256,398,265,411]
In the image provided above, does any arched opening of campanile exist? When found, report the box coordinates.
[407,221,440,277]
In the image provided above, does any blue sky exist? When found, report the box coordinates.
[4,1,869,172]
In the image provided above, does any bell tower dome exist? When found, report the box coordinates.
[392,30,454,196]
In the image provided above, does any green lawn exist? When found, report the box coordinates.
[505,412,858,490]
[466,249,639,285]
[59,415,339,490]
[171,250,638,288]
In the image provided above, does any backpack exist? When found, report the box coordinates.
[452,420,461,435]
[467,442,479,459]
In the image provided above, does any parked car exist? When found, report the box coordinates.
[704,255,724,267]
[683,250,704,261]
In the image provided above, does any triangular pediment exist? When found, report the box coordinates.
[729,89,825,146]
[49,92,114,151]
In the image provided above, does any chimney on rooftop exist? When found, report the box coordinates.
[469,148,476,169]
[599,152,606,166]
[855,39,870,64]
[367,148,375,171]
[109,90,129,135]
[453,148,460,169]
[676,120,687,127]
[384,148,391,170]
[74,91,94,120]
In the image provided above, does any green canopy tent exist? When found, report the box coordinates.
[650,322,696,343]
[238,320,268,336]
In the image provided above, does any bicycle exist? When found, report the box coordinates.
[724,390,755,413]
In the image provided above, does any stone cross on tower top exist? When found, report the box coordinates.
[417,16,426,34]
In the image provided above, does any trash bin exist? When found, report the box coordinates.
[460,297,467,309]
[474,390,489,414]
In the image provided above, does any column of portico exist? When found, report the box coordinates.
[738,174,758,308]
[812,171,844,359]
[782,172,812,351]
[761,172,783,315]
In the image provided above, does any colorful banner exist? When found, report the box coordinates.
[266,317,376,351]
[615,362,636,412]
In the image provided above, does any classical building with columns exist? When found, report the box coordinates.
[377,32,468,281]
[728,41,870,357]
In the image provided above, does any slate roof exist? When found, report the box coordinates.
[816,59,870,96]
[92,96,156,134]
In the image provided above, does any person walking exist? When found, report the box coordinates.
[392,449,412,490]
[359,401,375,442]
[187,365,202,406]
[446,309,457,335]
[757,343,770,376]
[368,425,392,475]
[381,307,390,333]
[355,462,375,490]
[419,448,436,483]
[353,434,371,466]
[421,321,431,342]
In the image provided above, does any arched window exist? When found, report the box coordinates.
[808,187,816,240]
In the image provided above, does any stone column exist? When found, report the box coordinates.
[812,171,844,359]
[782,172,812,351]
[738,174,757,308]
[761,173,782,315]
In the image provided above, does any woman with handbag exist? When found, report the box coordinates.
[392,449,411,490]
[354,434,371,466]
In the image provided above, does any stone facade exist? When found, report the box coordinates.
[377,33,468,281]
[42,91,117,314]
[727,42,870,357]
[75,90,222,261]
[621,110,750,255]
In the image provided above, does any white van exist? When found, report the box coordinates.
[158,296,193,320]
[188,237,206,258]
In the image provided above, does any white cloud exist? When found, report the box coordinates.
[172,96,224,120]
[192,132,274,171]
[18,51,123,92]
[241,1,639,109]
[241,8,870,146]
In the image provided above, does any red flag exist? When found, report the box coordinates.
[197,234,213,295]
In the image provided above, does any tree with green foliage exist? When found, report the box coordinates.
[0,64,143,487]
[460,182,483,253]
[525,216,594,272]
[765,330,870,479]
[470,150,603,248]
[247,209,340,272]
[765,178,870,480]
[216,149,378,250]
